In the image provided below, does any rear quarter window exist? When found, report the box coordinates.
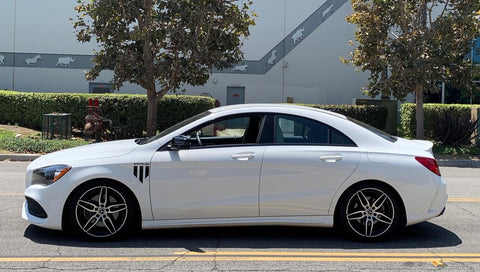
[348,117,397,143]
[275,114,356,146]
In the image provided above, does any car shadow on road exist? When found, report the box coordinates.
[24,221,461,250]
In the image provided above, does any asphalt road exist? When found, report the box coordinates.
[0,161,479,271]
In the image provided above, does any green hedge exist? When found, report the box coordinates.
[400,103,477,141]
[0,90,388,137]
[0,136,88,154]
[301,104,388,130]
[0,91,215,136]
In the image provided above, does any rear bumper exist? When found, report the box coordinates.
[403,175,447,226]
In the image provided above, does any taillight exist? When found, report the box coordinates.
[415,157,441,176]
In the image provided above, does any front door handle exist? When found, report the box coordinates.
[231,152,255,161]
[320,154,342,163]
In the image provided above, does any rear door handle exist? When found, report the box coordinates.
[231,152,255,161]
[319,154,342,163]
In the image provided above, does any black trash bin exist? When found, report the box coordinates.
[42,113,72,140]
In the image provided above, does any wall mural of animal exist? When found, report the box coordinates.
[292,27,305,45]
[322,4,334,18]
[25,55,42,65]
[267,50,277,65]
[232,64,248,73]
[56,57,77,67]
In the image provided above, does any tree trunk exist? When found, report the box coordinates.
[142,0,157,137]
[415,84,424,140]
[146,90,159,137]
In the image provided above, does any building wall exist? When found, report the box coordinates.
[0,0,371,105]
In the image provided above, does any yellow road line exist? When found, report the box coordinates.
[183,256,480,263]
[1,254,480,263]
[0,257,179,262]
[175,251,480,257]
[448,198,480,202]
[0,193,23,196]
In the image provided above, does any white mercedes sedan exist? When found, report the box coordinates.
[23,104,447,241]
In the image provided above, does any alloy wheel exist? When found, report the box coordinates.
[74,185,128,238]
[345,187,395,238]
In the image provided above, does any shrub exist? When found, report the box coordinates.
[429,107,477,146]
[301,104,388,130]
[0,136,87,154]
[0,91,215,137]
[433,144,480,155]
[401,103,478,146]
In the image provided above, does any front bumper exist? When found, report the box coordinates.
[22,184,66,231]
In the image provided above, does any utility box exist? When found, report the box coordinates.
[355,99,398,135]
[42,113,72,140]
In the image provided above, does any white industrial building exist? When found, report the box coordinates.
[0,0,371,105]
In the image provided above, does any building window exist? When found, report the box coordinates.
[89,83,112,93]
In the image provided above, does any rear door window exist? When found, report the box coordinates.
[274,114,356,146]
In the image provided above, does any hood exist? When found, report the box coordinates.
[41,139,139,163]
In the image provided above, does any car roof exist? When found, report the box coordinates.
[206,104,394,150]
[208,103,348,119]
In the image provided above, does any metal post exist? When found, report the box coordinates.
[12,0,16,90]
[281,0,287,103]
[441,82,445,104]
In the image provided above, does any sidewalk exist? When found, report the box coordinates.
[1,153,480,168]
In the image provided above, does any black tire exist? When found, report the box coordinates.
[66,180,137,241]
[335,182,402,241]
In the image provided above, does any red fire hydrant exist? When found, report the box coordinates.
[84,98,105,141]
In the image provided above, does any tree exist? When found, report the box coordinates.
[73,0,255,136]
[344,0,480,139]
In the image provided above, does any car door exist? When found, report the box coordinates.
[259,114,362,216]
[150,114,266,220]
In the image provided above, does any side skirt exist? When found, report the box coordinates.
[142,216,333,230]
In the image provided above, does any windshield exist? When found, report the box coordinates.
[348,117,397,143]
[144,111,211,144]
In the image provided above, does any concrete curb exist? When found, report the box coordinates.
[1,153,480,168]
[437,159,480,168]
[0,154,40,162]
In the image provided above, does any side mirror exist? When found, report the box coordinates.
[170,135,191,150]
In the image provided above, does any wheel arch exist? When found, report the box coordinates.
[61,178,142,231]
[333,179,407,229]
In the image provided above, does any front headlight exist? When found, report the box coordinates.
[32,165,71,186]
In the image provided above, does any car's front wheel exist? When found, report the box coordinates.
[66,181,137,240]
[336,182,403,241]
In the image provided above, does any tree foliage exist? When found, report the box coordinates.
[73,0,255,136]
[344,0,480,139]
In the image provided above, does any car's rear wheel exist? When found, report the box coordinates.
[336,183,402,241]
[67,181,136,240]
